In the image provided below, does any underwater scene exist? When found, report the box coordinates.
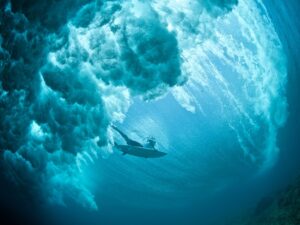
[0,0,299,224]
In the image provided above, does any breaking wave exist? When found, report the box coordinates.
[0,0,287,209]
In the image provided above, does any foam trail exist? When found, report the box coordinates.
[152,0,287,170]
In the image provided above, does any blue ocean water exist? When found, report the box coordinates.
[0,0,299,225]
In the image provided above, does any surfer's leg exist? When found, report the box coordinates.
[111,125,143,147]
[111,125,130,141]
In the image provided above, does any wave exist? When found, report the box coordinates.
[0,0,287,209]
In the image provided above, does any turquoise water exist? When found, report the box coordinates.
[0,0,299,224]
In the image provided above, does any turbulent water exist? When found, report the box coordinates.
[0,0,299,224]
